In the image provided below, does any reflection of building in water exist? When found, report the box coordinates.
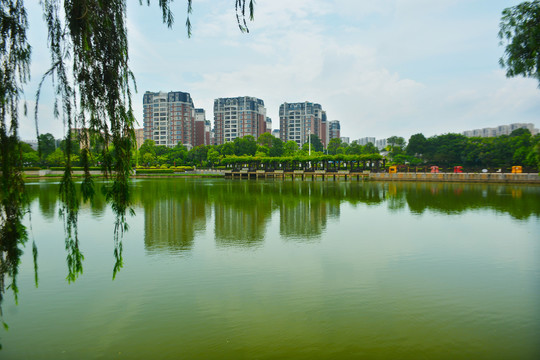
[213,202,272,247]
[279,199,331,241]
[144,197,208,253]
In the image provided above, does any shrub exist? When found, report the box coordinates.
[135,169,174,174]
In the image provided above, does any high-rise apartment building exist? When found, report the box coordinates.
[213,96,268,145]
[279,102,327,148]
[143,91,195,147]
[329,120,341,141]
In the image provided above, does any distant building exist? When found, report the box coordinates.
[22,139,39,151]
[205,120,212,146]
[329,120,340,141]
[375,138,387,150]
[214,96,268,145]
[462,123,538,137]
[271,129,280,139]
[321,111,328,148]
[279,102,327,148]
[135,128,144,149]
[143,91,195,147]
[340,137,350,144]
[357,137,376,146]
[266,117,272,134]
[194,108,210,147]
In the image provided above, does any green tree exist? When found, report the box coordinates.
[268,137,284,157]
[284,140,299,156]
[499,1,540,86]
[327,138,342,155]
[167,143,188,166]
[46,148,65,166]
[362,142,379,155]
[234,135,257,156]
[207,148,221,166]
[387,136,406,155]
[38,133,56,159]
[139,139,156,159]
[59,137,80,156]
[304,134,324,153]
[257,132,274,148]
[22,152,40,166]
[346,141,362,155]
[426,134,467,167]
[406,133,427,156]
[188,145,209,166]
[142,152,156,166]
[218,142,235,156]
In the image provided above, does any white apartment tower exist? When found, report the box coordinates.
[214,96,268,145]
[143,91,195,147]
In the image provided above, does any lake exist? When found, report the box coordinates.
[2,178,540,359]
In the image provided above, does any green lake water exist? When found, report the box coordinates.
[2,179,540,359]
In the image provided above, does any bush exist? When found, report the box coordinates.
[135,169,174,174]
[49,166,101,171]
[23,166,42,171]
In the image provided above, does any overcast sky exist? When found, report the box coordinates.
[20,0,540,142]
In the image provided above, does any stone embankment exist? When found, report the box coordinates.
[369,172,539,184]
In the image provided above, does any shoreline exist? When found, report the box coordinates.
[21,170,540,184]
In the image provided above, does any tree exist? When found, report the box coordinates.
[406,133,427,156]
[46,148,66,166]
[22,152,40,166]
[188,145,209,166]
[307,134,324,152]
[257,133,274,148]
[499,1,540,86]
[387,136,406,153]
[234,135,257,156]
[218,142,235,156]
[59,137,80,156]
[207,148,221,166]
[38,133,56,159]
[284,140,299,156]
[327,138,342,155]
[139,139,156,160]
[142,152,156,167]
[268,137,284,157]
[362,142,379,155]
[346,141,362,155]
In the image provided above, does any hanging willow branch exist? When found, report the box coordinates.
[0,0,32,345]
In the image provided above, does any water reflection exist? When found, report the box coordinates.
[213,182,273,247]
[24,180,540,254]
[135,180,210,253]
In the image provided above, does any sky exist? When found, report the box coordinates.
[19,0,540,142]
